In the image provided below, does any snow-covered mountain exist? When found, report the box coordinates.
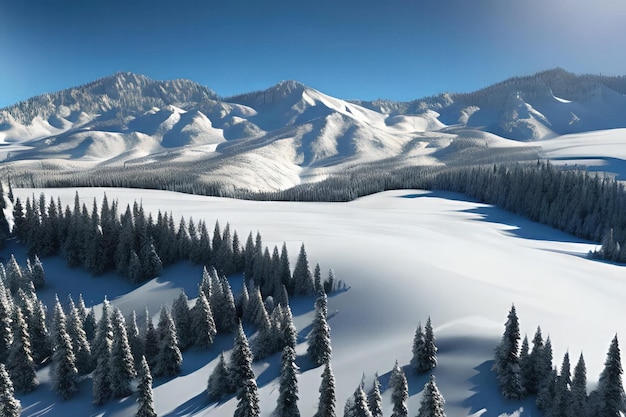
[1,69,625,192]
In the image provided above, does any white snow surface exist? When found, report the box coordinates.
[9,187,623,417]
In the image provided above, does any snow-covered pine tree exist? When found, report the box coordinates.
[234,378,260,417]
[154,306,182,378]
[141,238,162,281]
[126,310,144,366]
[390,360,409,417]
[519,335,531,394]
[411,323,425,374]
[275,345,300,417]
[128,250,142,283]
[351,385,373,417]
[525,327,545,395]
[0,282,13,363]
[0,363,21,417]
[172,290,192,350]
[568,353,587,417]
[313,263,322,294]
[251,302,276,360]
[143,308,159,371]
[7,307,37,393]
[110,309,136,398]
[592,335,626,417]
[92,299,114,405]
[279,242,292,295]
[315,362,336,417]
[493,304,524,399]
[29,255,45,288]
[368,373,383,417]
[208,352,234,402]
[278,305,298,351]
[29,299,51,365]
[293,243,314,296]
[417,375,446,417]
[307,290,332,366]
[551,352,572,417]
[230,322,255,393]
[136,356,157,417]
[66,296,93,374]
[536,367,557,412]
[191,290,217,349]
[50,300,78,400]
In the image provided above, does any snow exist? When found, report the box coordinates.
[9,187,624,417]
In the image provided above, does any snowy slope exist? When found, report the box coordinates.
[9,187,625,417]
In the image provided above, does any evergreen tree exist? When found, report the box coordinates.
[143,308,159,371]
[416,317,437,373]
[293,244,314,296]
[568,353,587,417]
[126,310,144,367]
[276,345,300,417]
[29,255,45,288]
[493,304,524,399]
[251,302,276,360]
[172,291,192,350]
[417,375,446,417]
[316,362,336,417]
[314,263,322,293]
[66,296,93,374]
[0,283,13,363]
[234,378,260,417]
[154,306,182,378]
[207,352,234,402]
[231,322,255,393]
[136,356,157,417]
[141,238,162,280]
[7,307,37,393]
[390,360,409,417]
[110,309,136,398]
[308,291,332,366]
[191,290,217,349]
[537,368,558,413]
[551,352,572,417]
[128,250,142,283]
[50,302,78,400]
[519,335,531,395]
[278,305,298,351]
[593,335,625,417]
[526,327,546,395]
[368,373,383,417]
[29,299,51,365]
[351,385,373,417]
[93,299,114,405]
[279,242,292,294]
[84,307,97,342]
[0,364,21,417]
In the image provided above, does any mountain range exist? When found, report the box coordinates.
[1,69,625,192]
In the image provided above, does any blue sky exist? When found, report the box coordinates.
[2,0,626,108]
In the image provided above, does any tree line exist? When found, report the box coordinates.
[493,304,625,417]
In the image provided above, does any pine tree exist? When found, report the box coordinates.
[29,255,45,288]
[537,368,558,412]
[143,308,159,371]
[128,250,142,283]
[234,378,260,417]
[66,296,93,374]
[551,352,572,417]
[136,356,157,417]
[191,290,217,349]
[276,345,300,417]
[526,327,546,395]
[29,299,51,365]
[0,283,13,363]
[154,306,182,378]
[50,301,78,400]
[308,291,332,366]
[593,335,625,417]
[231,322,255,393]
[418,317,437,373]
[351,385,373,417]
[293,244,314,296]
[493,304,524,399]
[316,362,336,417]
[367,373,383,417]
[110,309,136,398]
[390,360,409,417]
[0,364,21,417]
[127,311,144,367]
[7,307,37,393]
[172,290,192,350]
[568,353,587,417]
[279,242,292,294]
[417,375,446,417]
[93,299,114,405]
[519,335,531,394]
[208,352,234,402]
[141,238,162,280]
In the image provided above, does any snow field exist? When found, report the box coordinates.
[10,187,625,417]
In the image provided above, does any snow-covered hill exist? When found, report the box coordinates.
[8,187,623,417]
[1,69,625,192]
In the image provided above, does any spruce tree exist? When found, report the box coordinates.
[29,299,51,365]
[143,308,159,371]
[537,367,558,413]
[50,302,78,400]
[110,309,136,398]
[191,290,217,349]
[411,322,425,374]
[526,327,545,395]
[154,306,182,378]
[172,291,192,350]
[352,385,373,417]
[0,283,13,363]
[0,364,21,417]
[594,335,625,417]
[293,243,314,296]
[234,378,260,417]
[368,373,383,417]
[552,352,572,417]
[519,335,531,394]
[127,311,144,367]
[93,299,114,405]
[308,291,332,366]
[231,322,255,393]
[7,307,37,393]
[569,353,587,417]
[208,352,234,402]
[417,375,446,417]
[30,255,45,288]
[66,296,93,374]
[493,304,524,399]
[418,317,438,373]
[136,356,157,417]
[390,360,409,417]
[315,362,336,417]
[276,345,300,417]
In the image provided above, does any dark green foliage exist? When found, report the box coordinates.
[136,356,157,417]
[208,352,234,402]
[7,308,38,393]
[234,378,260,417]
[154,307,182,378]
[293,244,314,296]
[276,345,300,417]
[591,336,625,417]
[569,353,587,417]
[493,305,524,399]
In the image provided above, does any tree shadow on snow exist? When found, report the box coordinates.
[161,391,214,417]
[463,360,541,417]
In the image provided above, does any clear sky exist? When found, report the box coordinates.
[2,0,626,108]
